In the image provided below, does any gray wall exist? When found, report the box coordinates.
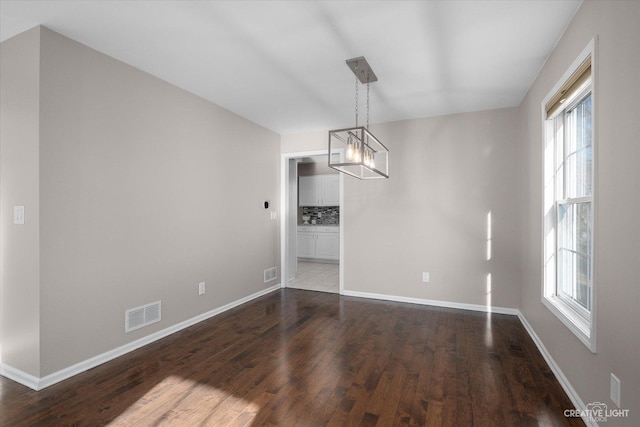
[0,27,42,376]
[283,107,521,310]
[519,1,640,423]
[1,27,281,377]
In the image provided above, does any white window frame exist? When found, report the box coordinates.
[541,39,597,352]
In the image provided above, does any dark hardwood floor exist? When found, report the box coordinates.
[1,289,584,426]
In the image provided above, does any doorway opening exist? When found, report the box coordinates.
[280,150,344,294]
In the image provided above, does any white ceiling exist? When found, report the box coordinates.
[0,0,581,134]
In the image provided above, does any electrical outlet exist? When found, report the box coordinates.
[270,211,277,220]
[610,373,621,407]
[198,282,206,296]
[422,272,430,283]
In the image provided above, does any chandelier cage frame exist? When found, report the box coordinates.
[328,56,389,180]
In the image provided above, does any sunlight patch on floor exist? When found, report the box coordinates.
[108,375,260,426]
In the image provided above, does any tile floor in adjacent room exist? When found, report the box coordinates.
[286,261,339,293]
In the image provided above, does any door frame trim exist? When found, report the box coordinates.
[280,150,344,294]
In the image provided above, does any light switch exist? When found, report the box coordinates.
[14,206,25,225]
[270,211,278,220]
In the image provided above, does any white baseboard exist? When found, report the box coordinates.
[340,289,520,315]
[0,363,40,391]
[517,312,594,427]
[1,283,281,391]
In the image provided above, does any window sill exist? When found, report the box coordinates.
[542,295,596,352]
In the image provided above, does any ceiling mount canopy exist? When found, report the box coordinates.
[346,57,378,84]
[328,56,389,180]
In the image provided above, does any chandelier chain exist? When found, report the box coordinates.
[355,75,359,127]
[366,77,370,129]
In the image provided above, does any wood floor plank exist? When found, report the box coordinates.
[1,289,584,426]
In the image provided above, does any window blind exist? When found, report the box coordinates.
[545,57,591,118]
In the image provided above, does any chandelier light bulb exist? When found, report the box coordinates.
[346,137,354,161]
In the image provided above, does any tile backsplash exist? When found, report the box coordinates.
[300,206,339,225]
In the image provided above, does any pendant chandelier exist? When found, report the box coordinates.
[328,57,389,179]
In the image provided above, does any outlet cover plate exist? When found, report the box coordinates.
[422,272,430,283]
[198,282,206,296]
[14,206,25,225]
[610,373,621,407]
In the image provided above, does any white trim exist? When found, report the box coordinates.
[590,34,599,355]
[280,149,344,295]
[280,153,288,289]
[341,290,519,315]
[0,364,40,391]
[541,37,597,353]
[0,283,281,391]
[281,150,328,159]
[541,296,592,349]
[338,167,344,294]
[517,312,595,427]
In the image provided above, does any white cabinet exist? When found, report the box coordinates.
[298,176,319,206]
[315,232,340,260]
[321,174,340,205]
[297,226,339,261]
[298,175,340,206]
[296,232,316,258]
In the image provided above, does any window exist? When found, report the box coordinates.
[542,41,596,351]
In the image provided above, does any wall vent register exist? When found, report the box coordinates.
[125,301,161,332]
[264,266,277,283]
